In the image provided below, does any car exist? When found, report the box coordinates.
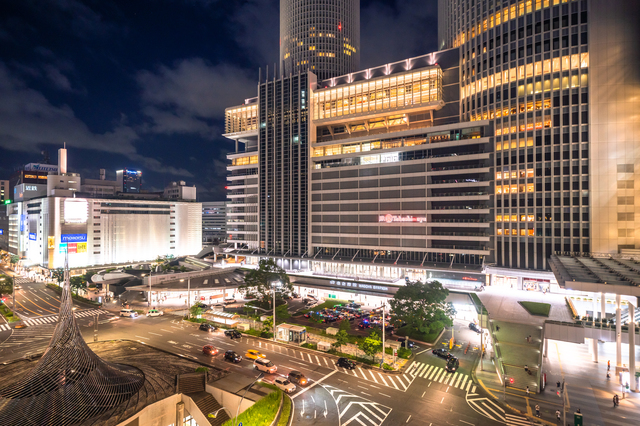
[323,316,337,323]
[432,348,453,359]
[254,358,277,374]
[202,345,219,356]
[119,309,138,318]
[224,350,242,363]
[288,370,308,386]
[194,302,208,309]
[14,284,22,290]
[146,308,163,317]
[224,329,242,339]
[337,357,356,369]
[274,377,296,393]
[223,297,236,305]
[199,323,217,332]
[245,349,266,360]
[469,323,482,334]
[445,357,460,373]
[396,337,416,348]
[358,321,370,329]
[303,312,312,318]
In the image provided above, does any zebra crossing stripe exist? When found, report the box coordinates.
[481,401,504,419]
[466,381,472,392]
[421,365,434,378]
[472,385,476,393]
[428,367,439,380]
[0,324,8,331]
[448,372,458,386]
[505,414,531,425]
[454,372,463,388]
[407,361,416,372]
[386,375,400,390]
[459,375,468,390]
[414,363,427,377]
[367,369,380,384]
[377,372,390,387]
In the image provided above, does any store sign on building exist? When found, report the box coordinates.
[329,280,389,292]
[64,199,88,224]
[378,214,426,224]
[25,185,37,191]
[29,233,36,241]
[61,233,87,243]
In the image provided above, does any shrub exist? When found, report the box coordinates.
[382,363,394,370]
[277,395,292,426]
[195,367,209,373]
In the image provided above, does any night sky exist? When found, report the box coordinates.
[0,0,438,201]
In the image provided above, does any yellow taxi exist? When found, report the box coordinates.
[244,349,266,360]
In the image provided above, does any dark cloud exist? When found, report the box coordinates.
[137,58,256,138]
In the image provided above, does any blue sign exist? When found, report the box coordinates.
[29,233,36,241]
[0,229,3,235]
[59,243,67,253]
[61,233,87,243]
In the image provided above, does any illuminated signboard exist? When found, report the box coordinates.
[77,242,87,253]
[378,214,427,224]
[68,243,77,254]
[59,243,67,253]
[64,199,88,224]
[29,233,36,241]
[25,185,38,191]
[329,280,389,292]
[0,229,3,235]
[61,234,87,243]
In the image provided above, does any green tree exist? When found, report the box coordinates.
[0,276,13,296]
[69,276,87,296]
[332,329,349,353]
[190,305,204,318]
[389,280,455,337]
[359,331,382,361]
[9,255,18,265]
[339,319,351,332]
[240,259,292,309]
[262,316,274,337]
[52,268,64,285]
[275,304,290,321]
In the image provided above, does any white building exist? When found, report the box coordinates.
[164,181,197,201]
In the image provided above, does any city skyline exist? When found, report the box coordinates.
[0,0,438,201]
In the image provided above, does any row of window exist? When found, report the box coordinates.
[497,184,535,194]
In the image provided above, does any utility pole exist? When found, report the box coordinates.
[187,277,191,318]
[380,302,386,368]
[273,283,276,342]
[480,313,484,371]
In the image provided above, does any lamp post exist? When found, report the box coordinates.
[272,280,281,342]
[380,302,386,368]
[234,372,264,426]
[208,406,230,419]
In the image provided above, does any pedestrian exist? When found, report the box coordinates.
[524,365,529,374]
[608,360,611,371]
[496,325,500,332]
[526,386,530,396]
[528,335,532,343]
[556,410,561,421]
[535,404,540,417]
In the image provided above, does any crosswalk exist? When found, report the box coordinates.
[21,309,111,326]
[0,324,10,332]
[466,392,531,425]
[505,413,532,425]
[406,361,476,393]
[322,384,392,426]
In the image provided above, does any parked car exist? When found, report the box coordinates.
[199,323,216,332]
[358,321,370,329]
[288,370,308,386]
[396,337,416,348]
[303,312,313,318]
[202,345,219,356]
[194,302,208,309]
[445,357,460,373]
[469,323,482,334]
[224,350,242,363]
[224,329,242,339]
[223,297,236,305]
[254,358,277,374]
[119,309,138,318]
[274,377,296,393]
[245,349,266,360]
[337,357,356,370]
[146,308,163,317]
[432,348,453,359]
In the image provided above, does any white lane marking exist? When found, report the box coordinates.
[148,332,163,336]
[459,375,468,390]
[377,372,389,387]
[421,365,434,378]
[291,370,337,399]
[135,335,150,340]
[454,373,463,388]
[416,348,429,355]
[386,375,400,390]
[471,385,476,393]
[160,329,174,333]
[379,393,391,398]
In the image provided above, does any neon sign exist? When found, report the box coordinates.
[378,214,426,224]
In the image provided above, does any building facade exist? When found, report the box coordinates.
[439,0,640,270]
[280,0,360,80]
[202,201,228,244]
[116,169,142,193]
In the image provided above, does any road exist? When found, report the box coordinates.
[0,282,527,426]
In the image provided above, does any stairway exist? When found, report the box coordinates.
[503,364,539,392]
[177,373,230,426]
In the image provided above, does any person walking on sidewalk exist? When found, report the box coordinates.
[556,410,561,421]
[526,386,530,396]
[535,404,540,417]
[608,360,611,371]
[496,325,500,332]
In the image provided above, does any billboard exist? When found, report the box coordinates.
[378,214,427,224]
[24,163,59,173]
[29,233,37,241]
[61,234,87,243]
[64,199,88,224]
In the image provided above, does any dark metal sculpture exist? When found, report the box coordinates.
[0,258,145,425]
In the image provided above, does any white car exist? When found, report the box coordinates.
[254,358,277,374]
[120,309,138,318]
[274,377,296,393]
[146,309,164,317]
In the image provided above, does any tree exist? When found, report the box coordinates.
[69,276,87,296]
[0,276,13,296]
[275,304,290,321]
[52,268,64,285]
[332,330,349,353]
[262,316,274,336]
[339,319,351,332]
[240,259,292,309]
[9,255,18,265]
[190,305,203,318]
[359,330,382,361]
[389,280,456,338]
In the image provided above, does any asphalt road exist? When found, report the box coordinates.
[0,308,520,426]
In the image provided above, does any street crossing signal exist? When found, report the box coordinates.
[557,390,561,397]
[509,378,514,384]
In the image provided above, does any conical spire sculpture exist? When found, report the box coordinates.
[0,254,145,425]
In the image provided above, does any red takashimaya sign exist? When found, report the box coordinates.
[378,214,427,224]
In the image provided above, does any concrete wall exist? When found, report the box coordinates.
[206,383,255,417]
[115,393,181,426]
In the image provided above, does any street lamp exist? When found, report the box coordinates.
[271,280,281,342]
[208,406,230,419]
[234,373,264,426]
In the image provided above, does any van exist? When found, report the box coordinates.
[120,309,138,318]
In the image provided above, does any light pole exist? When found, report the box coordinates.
[208,406,230,419]
[380,302,386,368]
[234,373,263,426]
[271,280,281,342]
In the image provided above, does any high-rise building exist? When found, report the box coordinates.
[202,201,228,244]
[116,169,142,193]
[224,0,640,292]
[280,0,360,80]
[439,0,640,271]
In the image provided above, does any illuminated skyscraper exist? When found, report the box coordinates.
[280,0,360,80]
